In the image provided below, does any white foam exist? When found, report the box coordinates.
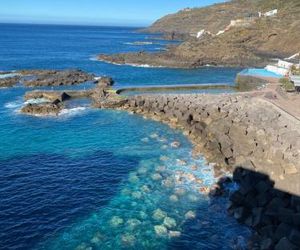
[124,41,154,46]
[24,98,49,105]
[59,107,88,117]
[126,63,164,68]
[89,56,99,61]
[98,58,164,68]
[4,101,23,109]
[0,73,19,79]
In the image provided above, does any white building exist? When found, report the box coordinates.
[265,59,295,76]
[196,29,206,39]
[264,9,278,17]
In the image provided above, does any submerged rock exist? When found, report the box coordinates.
[121,233,136,247]
[137,166,148,175]
[154,225,168,236]
[188,194,199,202]
[75,243,92,250]
[132,191,142,199]
[191,165,198,171]
[176,159,187,165]
[169,230,181,238]
[152,208,167,221]
[160,156,169,161]
[175,188,186,196]
[121,188,131,196]
[151,173,163,181]
[185,211,196,220]
[90,232,104,245]
[162,178,174,189]
[198,186,210,195]
[110,216,124,227]
[169,194,179,202]
[141,137,149,143]
[163,217,177,229]
[128,174,139,183]
[139,211,148,220]
[126,218,142,230]
[155,165,166,172]
[171,141,181,148]
[150,133,159,139]
[141,185,151,193]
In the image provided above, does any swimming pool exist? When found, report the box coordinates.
[239,68,283,78]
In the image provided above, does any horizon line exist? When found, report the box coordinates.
[0,21,149,28]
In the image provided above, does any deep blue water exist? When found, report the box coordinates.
[0,24,250,250]
[0,24,241,87]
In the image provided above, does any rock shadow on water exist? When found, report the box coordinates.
[168,180,252,250]
[170,167,300,250]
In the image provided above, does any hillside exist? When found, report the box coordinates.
[146,0,300,36]
[99,0,300,68]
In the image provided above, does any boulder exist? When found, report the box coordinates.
[21,101,63,116]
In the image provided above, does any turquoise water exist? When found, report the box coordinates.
[0,24,251,249]
[239,68,282,78]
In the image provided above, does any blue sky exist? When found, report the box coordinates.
[0,0,226,26]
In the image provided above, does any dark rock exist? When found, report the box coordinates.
[252,207,264,227]
[289,229,300,246]
[274,223,293,242]
[256,191,273,207]
[21,101,63,116]
[294,213,300,227]
[266,197,286,216]
[260,238,273,250]
[234,206,249,222]
[0,76,20,88]
[274,237,298,250]
[278,208,295,224]
[96,77,114,87]
[258,225,276,239]
[22,69,94,87]
[255,180,273,194]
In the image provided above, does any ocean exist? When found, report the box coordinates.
[0,23,250,250]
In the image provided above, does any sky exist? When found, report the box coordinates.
[0,0,226,26]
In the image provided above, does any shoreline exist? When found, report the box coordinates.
[107,89,300,249]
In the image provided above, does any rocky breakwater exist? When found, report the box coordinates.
[119,94,300,194]
[91,77,127,109]
[220,167,300,249]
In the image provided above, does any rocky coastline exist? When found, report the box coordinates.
[95,92,300,249]
[20,76,124,116]
[0,69,95,88]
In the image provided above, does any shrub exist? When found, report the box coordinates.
[279,78,295,92]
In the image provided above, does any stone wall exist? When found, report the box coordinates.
[119,94,300,195]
